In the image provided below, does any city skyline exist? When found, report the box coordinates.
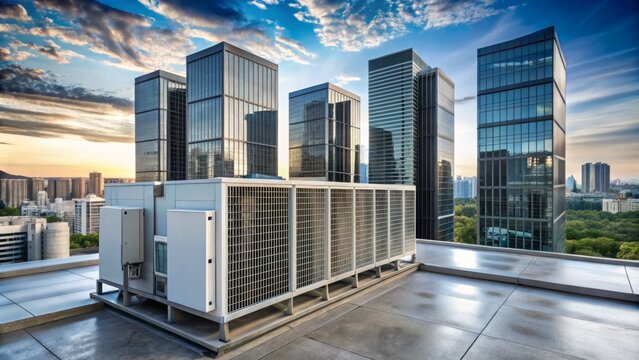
[1,0,638,179]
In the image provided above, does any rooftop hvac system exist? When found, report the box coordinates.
[97,178,415,342]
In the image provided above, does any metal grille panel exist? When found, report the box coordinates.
[296,188,326,288]
[404,190,416,251]
[227,186,289,313]
[389,190,403,256]
[330,189,353,277]
[375,190,388,261]
[356,190,374,268]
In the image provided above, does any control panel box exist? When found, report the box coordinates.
[99,206,144,285]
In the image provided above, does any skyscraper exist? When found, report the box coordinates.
[52,178,72,200]
[477,26,566,252]
[368,49,454,241]
[28,177,45,201]
[454,176,477,199]
[566,175,577,192]
[0,179,27,208]
[71,177,86,199]
[186,42,278,179]
[289,82,361,182]
[135,70,187,182]
[417,68,455,241]
[581,162,610,193]
[88,172,103,197]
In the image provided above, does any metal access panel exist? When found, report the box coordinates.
[99,206,144,285]
[122,208,144,265]
[167,209,215,313]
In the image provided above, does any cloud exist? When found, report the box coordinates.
[0,3,31,22]
[333,73,361,86]
[7,39,85,64]
[0,141,11,145]
[8,0,196,72]
[292,0,506,51]
[0,117,131,143]
[250,1,267,10]
[140,0,315,66]
[0,64,132,112]
[0,64,133,143]
[455,95,475,104]
[138,0,243,28]
[0,47,9,61]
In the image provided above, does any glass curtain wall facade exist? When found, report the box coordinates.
[289,83,361,182]
[369,49,427,185]
[477,27,566,252]
[186,42,278,179]
[417,69,455,241]
[135,70,186,182]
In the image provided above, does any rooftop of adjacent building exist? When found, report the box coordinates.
[368,47,429,72]
[288,82,361,101]
[1,241,637,359]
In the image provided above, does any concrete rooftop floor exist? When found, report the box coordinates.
[1,242,638,359]
[2,267,638,360]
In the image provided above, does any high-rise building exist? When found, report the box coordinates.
[51,178,72,200]
[88,172,103,197]
[0,179,28,208]
[416,68,455,241]
[28,177,45,201]
[71,177,86,199]
[566,175,577,192]
[581,162,610,193]
[37,190,48,207]
[368,49,454,241]
[135,70,187,182]
[477,26,566,252]
[74,194,105,235]
[186,42,278,179]
[454,176,477,198]
[289,82,361,182]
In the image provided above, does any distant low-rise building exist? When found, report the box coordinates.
[0,216,69,264]
[602,198,639,213]
[566,193,612,211]
[74,194,105,234]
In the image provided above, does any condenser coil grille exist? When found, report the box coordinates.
[355,189,374,268]
[375,190,389,261]
[404,190,416,252]
[227,186,289,313]
[389,190,404,257]
[330,189,353,277]
[296,188,326,288]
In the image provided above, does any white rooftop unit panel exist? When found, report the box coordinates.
[99,206,144,285]
[167,209,215,313]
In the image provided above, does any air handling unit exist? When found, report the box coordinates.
[95,178,416,342]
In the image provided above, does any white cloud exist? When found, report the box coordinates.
[292,0,506,52]
[250,1,267,10]
[333,74,361,86]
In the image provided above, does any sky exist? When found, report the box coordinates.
[0,0,637,181]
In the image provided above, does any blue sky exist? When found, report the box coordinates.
[0,0,637,181]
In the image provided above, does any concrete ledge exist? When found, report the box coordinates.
[0,301,103,334]
[419,263,519,284]
[417,239,639,267]
[0,254,99,279]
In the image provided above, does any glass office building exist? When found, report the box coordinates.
[289,83,361,182]
[369,49,427,185]
[135,70,187,182]
[417,68,455,241]
[369,49,455,241]
[186,42,278,179]
[477,26,566,252]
